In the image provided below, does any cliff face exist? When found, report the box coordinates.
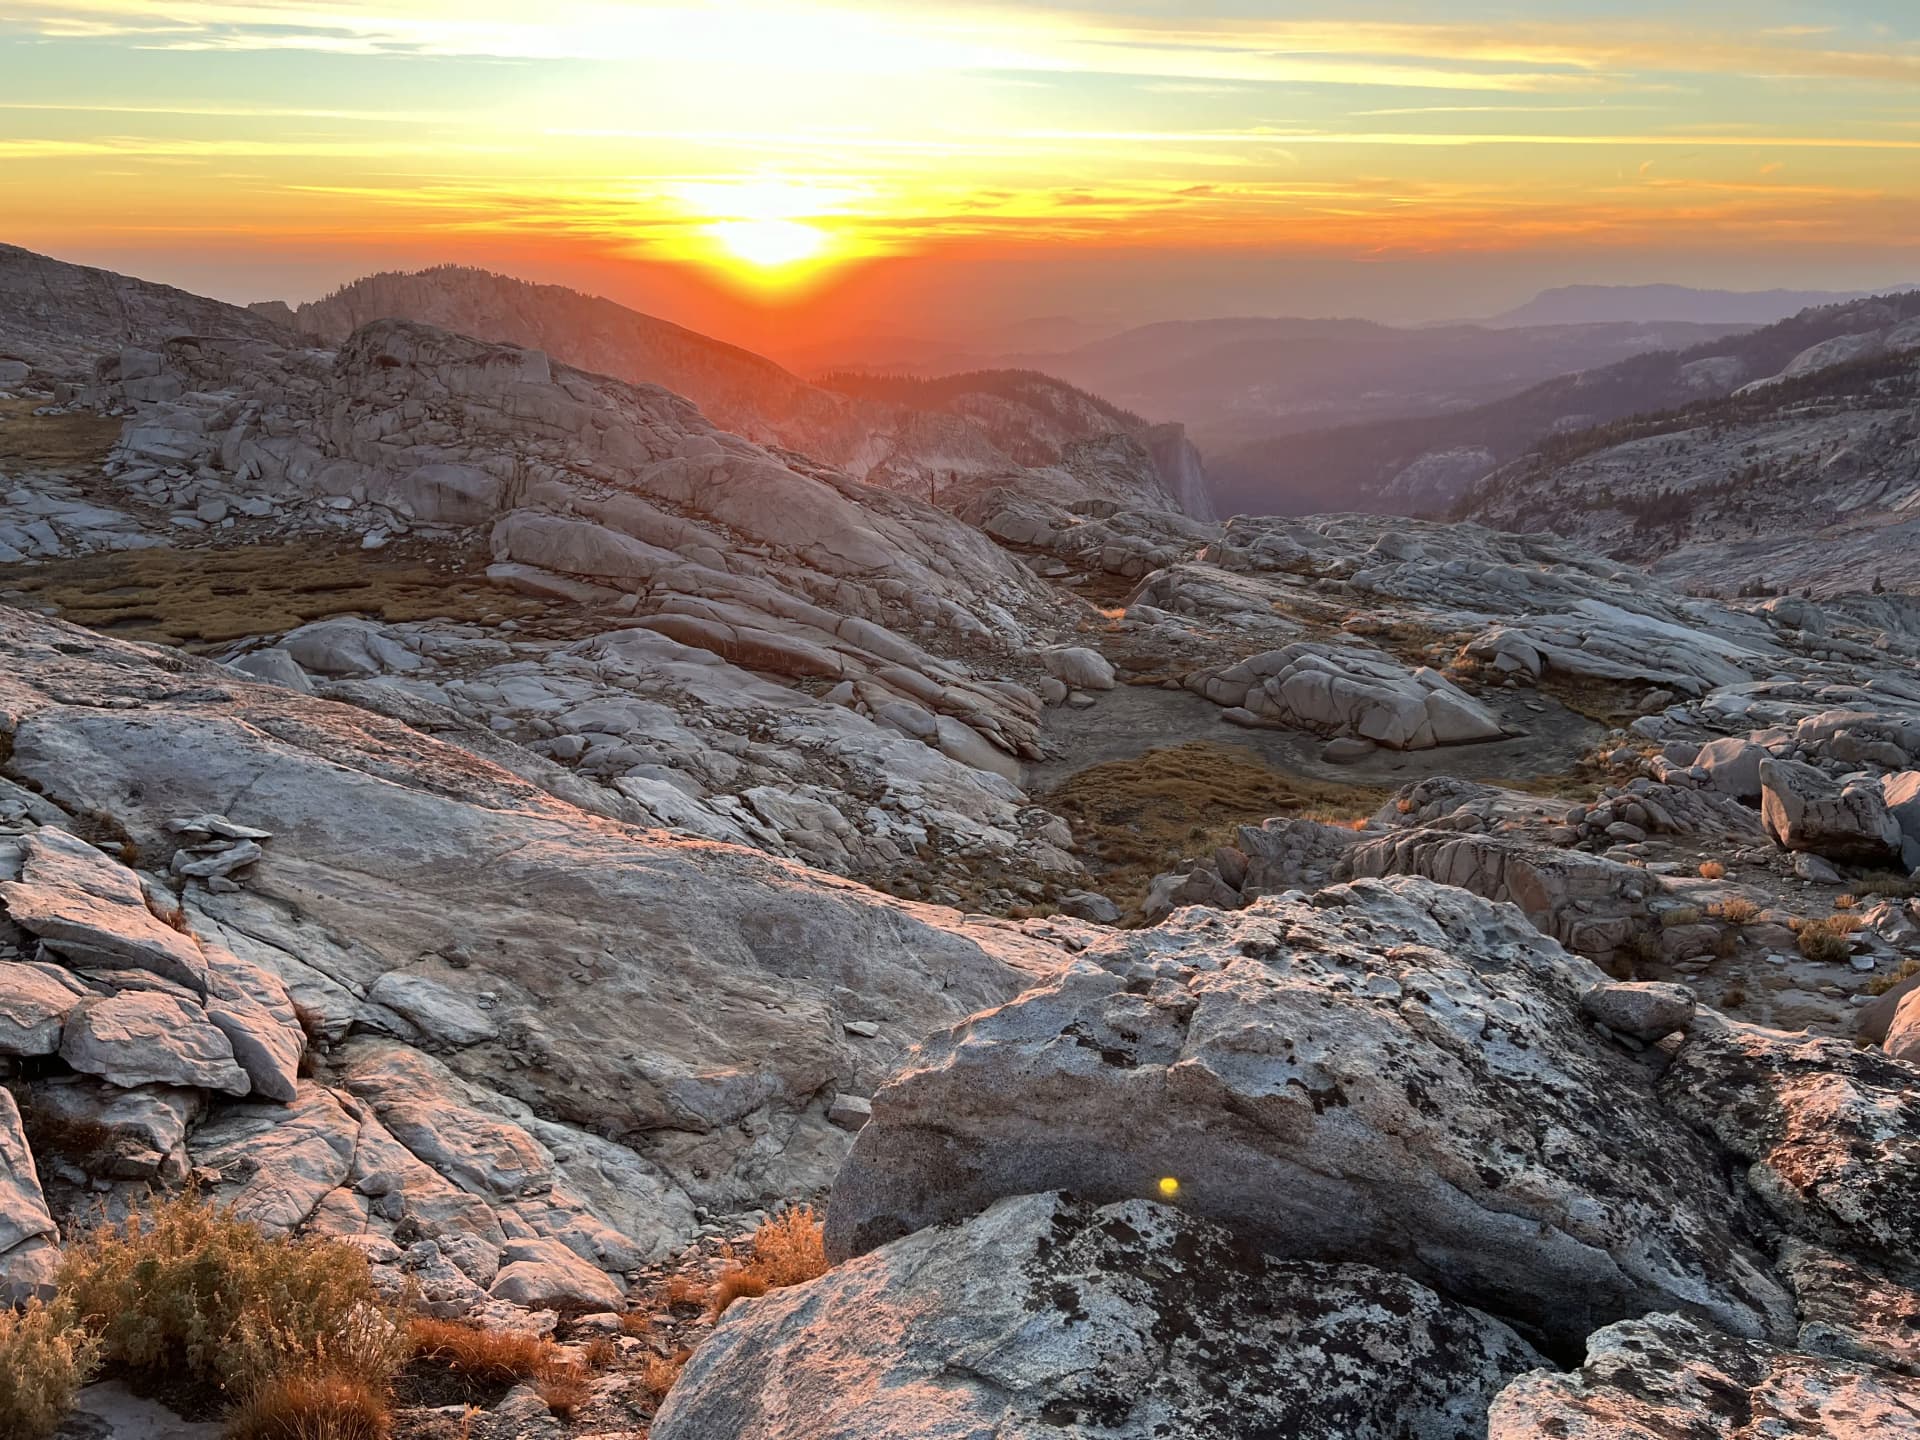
[1145,422,1217,521]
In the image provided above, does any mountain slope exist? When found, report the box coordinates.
[0,242,287,375]
[1209,290,1920,517]
[288,267,1213,518]
[1461,341,1920,596]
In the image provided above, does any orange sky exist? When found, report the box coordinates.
[5,2,1920,344]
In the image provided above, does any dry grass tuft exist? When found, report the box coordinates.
[654,1274,708,1312]
[407,1319,550,1388]
[1797,914,1861,965]
[534,1362,592,1420]
[60,1191,408,1410]
[1833,893,1858,911]
[0,1300,101,1440]
[224,1371,389,1440]
[643,1349,691,1401]
[579,1336,617,1370]
[1710,896,1761,925]
[709,1206,829,1320]
[1698,860,1727,880]
[1868,958,1920,996]
[1660,906,1703,929]
[707,1270,768,1318]
[1856,873,1919,899]
[408,1317,599,1416]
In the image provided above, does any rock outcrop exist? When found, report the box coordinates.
[825,878,1791,1352]
[281,265,1216,517]
[0,605,1072,1307]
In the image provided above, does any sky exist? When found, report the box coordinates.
[4,1,1920,350]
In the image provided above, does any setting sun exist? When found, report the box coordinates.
[709,218,830,271]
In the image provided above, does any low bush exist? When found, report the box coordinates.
[1797,915,1860,965]
[0,1300,101,1440]
[1698,860,1727,880]
[59,1192,408,1411]
[709,1206,828,1319]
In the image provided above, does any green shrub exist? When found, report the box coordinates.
[0,1300,101,1440]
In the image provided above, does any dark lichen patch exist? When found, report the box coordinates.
[0,539,545,650]
[1010,1195,1540,1438]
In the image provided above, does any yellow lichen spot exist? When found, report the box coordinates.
[1157,1176,1180,1199]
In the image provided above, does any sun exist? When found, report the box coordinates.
[708,217,829,271]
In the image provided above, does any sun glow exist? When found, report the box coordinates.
[665,178,869,290]
[708,217,829,270]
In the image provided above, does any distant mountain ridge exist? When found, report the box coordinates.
[1208,289,1920,517]
[1488,282,1920,329]
[286,266,1214,519]
[945,313,1752,459]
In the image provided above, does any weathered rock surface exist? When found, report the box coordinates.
[0,961,84,1055]
[0,242,285,376]
[282,265,1215,516]
[1,826,210,992]
[827,878,1791,1351]
[0,1088,58,1300]
[58,992,252,1095]
[0,605,1070,1289]
[1660,1025,1920,1272]
[1188,641,1503,749]
[1760,757,1903,863]
[1488,1311,1920,1437]
[657,1192,1542,1440]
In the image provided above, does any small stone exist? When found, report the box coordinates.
[827,1093,873,1132]
[1793,853,1842,884]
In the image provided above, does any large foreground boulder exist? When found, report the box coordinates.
[825,878,1792,1352]
[655,1192,1543,1440]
